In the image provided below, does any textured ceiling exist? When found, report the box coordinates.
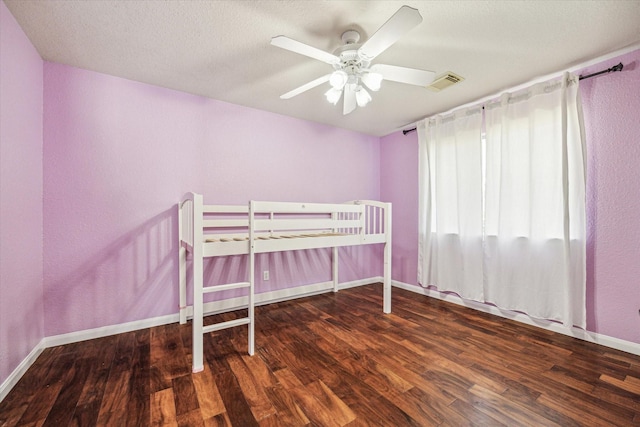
[4,0,640,136]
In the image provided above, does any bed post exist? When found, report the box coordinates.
[248,201,256,355]
[383,203,392,314]
[192,193,205,373]
[332,211,339,292]
[178,201,187,325]
[332,246,339,292]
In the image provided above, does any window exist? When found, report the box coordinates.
[418,73,586,328]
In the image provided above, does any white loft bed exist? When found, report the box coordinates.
[178,192,392,373]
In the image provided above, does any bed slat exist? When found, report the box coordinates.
[251,201,363,214]
[252,218,360,232]
[203,318,251,334]
[204,205,248,213]
[203,282,250,293]
[203,219,249,228]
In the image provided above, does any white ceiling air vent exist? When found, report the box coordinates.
[426,72,464,92]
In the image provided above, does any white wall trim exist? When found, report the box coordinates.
[0,339,46,402]
[2,315,180,402]
[186,277,383,317]
[43,313,180,348]
[1,277,381,402]
[45,277,381,347]
[6,277,636,403]
[393,280,640,357]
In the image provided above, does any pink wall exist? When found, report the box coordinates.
[380,48,640,344]
[580,49,640,344]
[43,62,381,337]
[380,131,419,285]
[0,2,44,386]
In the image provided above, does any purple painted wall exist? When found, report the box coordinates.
[580,49,640,344]
[0,2,44,386]
[380,48,640,344]
[43,62,381,337]
[380,131,419,286]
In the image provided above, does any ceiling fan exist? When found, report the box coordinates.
[271,5,435,115]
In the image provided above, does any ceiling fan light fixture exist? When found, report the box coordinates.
[329,70,348,90]
[361,72,383,91]
[325,87,342,105]
[355,86,372,107]
[271,5,430,115]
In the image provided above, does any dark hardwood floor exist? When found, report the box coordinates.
[2,284,639,426]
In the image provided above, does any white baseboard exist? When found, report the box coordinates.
[1,277,382,403]
[0,339,45,402]
[43,313,180,348]
[45,277,381,348]
[1,314,179,403]
[342,276,383,290]
[7,278,635,404]
[186,277,382,318]
[392,280,640,357]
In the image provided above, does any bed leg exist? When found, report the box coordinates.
[383,203,392,314]
[192,250,204,373]
[248,305,255,356]
[332,247,339,292]
[179,246,187,325]
[192,194,205,373]
[383,241,391,314]
[248,249,255,356]
[248,201,256,356]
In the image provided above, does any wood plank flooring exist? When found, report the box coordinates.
[2,284,639,426]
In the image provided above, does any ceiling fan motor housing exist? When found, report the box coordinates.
[341,30,360,45]
[333,31,371,77]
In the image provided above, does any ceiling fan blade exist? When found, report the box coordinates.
[371,64,435,86]
[357,5,422,61]
[271,36,340,65]
[343,84,357,115]
[280,74,331,99]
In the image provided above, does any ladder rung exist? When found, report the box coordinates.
[203,282,250,293]
[203,317,250,334]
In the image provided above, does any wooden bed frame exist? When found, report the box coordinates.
[178,192,392,373]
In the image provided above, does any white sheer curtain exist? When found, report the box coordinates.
[418,107,484,301]
[418,72,586,328]
[483,73,586,328]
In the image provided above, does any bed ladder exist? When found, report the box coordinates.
[190,195,255,374]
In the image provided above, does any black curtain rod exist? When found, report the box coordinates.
[577,62,623,81]
[402,62,624,135]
